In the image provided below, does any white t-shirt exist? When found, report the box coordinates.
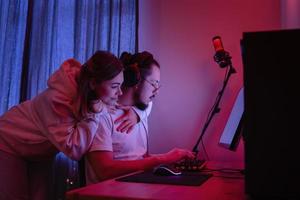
[85,103,152,184]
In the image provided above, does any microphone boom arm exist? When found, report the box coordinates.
[192,60,236,155]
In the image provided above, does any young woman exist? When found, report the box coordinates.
[0,51,128,200]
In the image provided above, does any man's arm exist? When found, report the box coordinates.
[87,148,195,181]
[87,151,159,181]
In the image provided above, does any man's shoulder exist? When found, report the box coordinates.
[109,108,125,120]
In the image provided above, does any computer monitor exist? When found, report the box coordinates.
[218,87,244,151]
[242,29,300,198]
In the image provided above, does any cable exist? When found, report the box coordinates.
[201,167,245,179]
[203,167,244,173]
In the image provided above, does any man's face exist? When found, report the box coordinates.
[95,71,124,106]
[135,64,161,110]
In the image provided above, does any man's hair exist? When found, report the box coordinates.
[120,51,160,87]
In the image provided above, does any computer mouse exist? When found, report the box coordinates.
[153,165,182,176]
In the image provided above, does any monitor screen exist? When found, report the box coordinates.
[218,87,244,151]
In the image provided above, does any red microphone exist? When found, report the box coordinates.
[212,36,225,52]
[212,36,231,68]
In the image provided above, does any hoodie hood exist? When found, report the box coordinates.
[47,59,82,119]
[47,59,82,98]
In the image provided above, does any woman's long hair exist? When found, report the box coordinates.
[77,51,123,118]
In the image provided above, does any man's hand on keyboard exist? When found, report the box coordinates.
[174,158,206,171]
[158,148,195,165]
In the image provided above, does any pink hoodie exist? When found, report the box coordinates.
[0,59,103,161]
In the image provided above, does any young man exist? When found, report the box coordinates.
[85,51,194,183]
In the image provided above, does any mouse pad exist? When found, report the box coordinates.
[116,171,212,186]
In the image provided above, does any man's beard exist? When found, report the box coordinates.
[135,102,148,110]
[134,92,148,110]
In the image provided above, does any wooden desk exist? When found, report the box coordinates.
[66,161,247,200]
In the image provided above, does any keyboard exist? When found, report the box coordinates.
[173,159,206,172]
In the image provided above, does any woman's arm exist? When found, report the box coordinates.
[32,89,105,160]
[114,102,153,133]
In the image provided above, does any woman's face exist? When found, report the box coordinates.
[95,71,124,106]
